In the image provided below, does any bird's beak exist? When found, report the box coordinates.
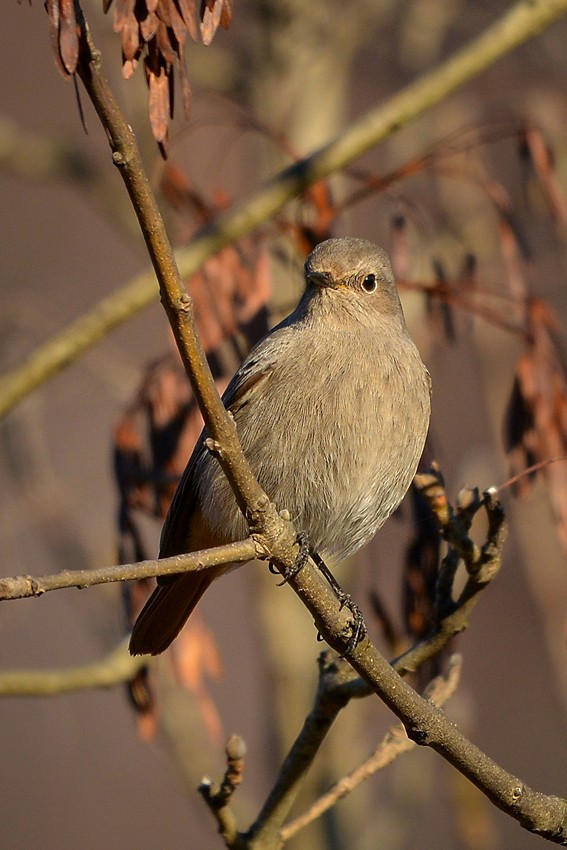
[307,269,334,288]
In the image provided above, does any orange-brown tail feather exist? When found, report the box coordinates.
[129,570,218,656]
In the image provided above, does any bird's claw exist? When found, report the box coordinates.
[269,532,310,585]
[272,534,367,652]
[337,592,367,654]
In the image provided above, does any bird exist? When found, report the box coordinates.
[129,237,431,656]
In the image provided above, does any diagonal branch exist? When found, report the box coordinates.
[280,655,462,842]
[2,0,567,420]
[73,14,292,554]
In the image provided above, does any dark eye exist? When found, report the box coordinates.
[362,273,377,293]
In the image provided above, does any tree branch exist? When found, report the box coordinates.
[2,0,566,420]
[240,475,504,847]
[0,538,258,601]
[0,638,145,696]
[280,655,462,842]
[394,471,507,675]
[72,15,294,554]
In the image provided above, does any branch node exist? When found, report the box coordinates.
[204,437,222,457]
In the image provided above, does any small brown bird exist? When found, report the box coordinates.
[129,238,431,656]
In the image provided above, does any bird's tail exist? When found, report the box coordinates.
[129,569,221,656]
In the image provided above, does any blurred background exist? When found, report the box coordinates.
[2,1,567,849]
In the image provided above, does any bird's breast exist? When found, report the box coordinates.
[197,329,430,560]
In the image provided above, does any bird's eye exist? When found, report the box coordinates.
[362,273,377,293]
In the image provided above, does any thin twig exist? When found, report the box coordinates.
[0,538,258,601]
[393,471,506,675]
[199,735,248,849]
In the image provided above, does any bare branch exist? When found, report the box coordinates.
[199,735,248,849]
[0,639,145,696]
[338,623,567,844]
[281,655,462,842]
[2,0,567,420]
[245,652,357,848]
[71,14,299,570]
[0,538,258,601]
[394,469,506,675]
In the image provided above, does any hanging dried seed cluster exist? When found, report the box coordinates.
[45,0,233,155]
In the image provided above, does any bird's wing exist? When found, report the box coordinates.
[157,341,283,565]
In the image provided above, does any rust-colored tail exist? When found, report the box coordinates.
[129,570,219,656]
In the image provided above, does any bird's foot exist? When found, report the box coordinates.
[269,532,310,585]
[310,549,367,653]
[270,536,367,652]
[337,591,367,653]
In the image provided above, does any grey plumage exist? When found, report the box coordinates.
[129,237,431,656]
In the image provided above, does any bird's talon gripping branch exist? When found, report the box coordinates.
[273,532,310,585]
[339,594,367,654]
[309,548,367,652]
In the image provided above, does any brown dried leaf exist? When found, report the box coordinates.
[119,11,141,63]
[219,0,232,29]
[497,216,528,300]
[112,0,136,27]
[122,57,139,79]
[58,0,79,73]
[403,485,441,642]
[45,0,67,77]
[177,51,192,120]
[45,0,77,76]
[137,709,159,741]
[504,299,567,542]
[139,11,160,43]
[165,0,188,46]
[172,617,224,745]
[520,124,567,225]
[106,0,230,153]
[160,165,212,221]
[147,62,170,144]
[200,0,223,45]
[155,19,177,65]
[176,0,198,40]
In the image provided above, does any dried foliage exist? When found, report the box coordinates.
[108,0,232,153]
[403,484,442,648]
[46,0,80,75]
[505,299,567,548]
[45,1,233,154]
[519,123,567,226]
